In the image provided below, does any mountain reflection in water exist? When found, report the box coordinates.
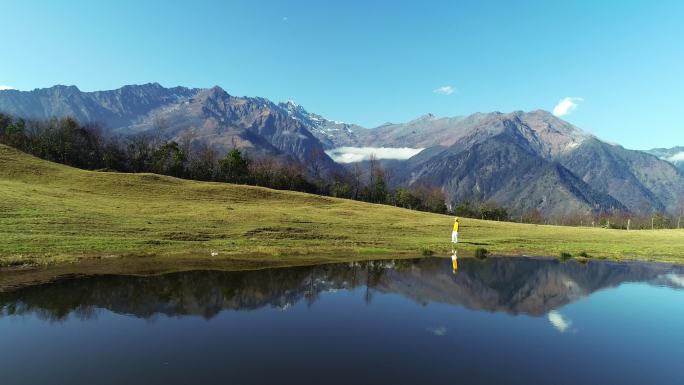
[2,257,682,321]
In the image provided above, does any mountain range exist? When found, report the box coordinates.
[0,83,341,176]
[1,83,682,217]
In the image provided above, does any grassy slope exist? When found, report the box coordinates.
[1,144,683,288]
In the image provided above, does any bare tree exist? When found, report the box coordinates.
[152,115,169,147]
[351,163,364,200]
[309,146,325,180]
[367,154,378,202]
[676,200,684,229]
[187,143,217,181]
[368,153,377,186]
[179,127,197,155]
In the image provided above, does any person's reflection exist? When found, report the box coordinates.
[451,250,458,273]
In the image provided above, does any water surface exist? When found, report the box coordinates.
[1,257,683,385]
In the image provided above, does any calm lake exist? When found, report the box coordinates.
[1,257,683,385]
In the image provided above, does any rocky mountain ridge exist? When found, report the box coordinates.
[1,84,681,216]
[0,84,342,176]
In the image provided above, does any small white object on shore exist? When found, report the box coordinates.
[210,251,219,257]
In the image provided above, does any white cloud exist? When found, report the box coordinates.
[433,85,455,95]
[548,310,572,333]
[0,85,16,91]
[325,147,424,163]
[282,16,288,21]
[553,97,583,117]
[666,152,684,162]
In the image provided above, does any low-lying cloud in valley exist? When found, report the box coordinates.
[0,85,16,91]
[325,147,424,163]
[666,152,684,162]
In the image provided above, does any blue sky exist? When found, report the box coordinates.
[1,0,682,149]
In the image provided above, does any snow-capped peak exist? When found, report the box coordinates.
[276,100,357,141]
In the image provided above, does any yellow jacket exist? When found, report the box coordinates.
[453,221,459,232]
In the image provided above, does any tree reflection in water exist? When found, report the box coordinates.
[1,257,682,321]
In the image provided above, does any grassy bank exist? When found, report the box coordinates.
[1,144,683,289]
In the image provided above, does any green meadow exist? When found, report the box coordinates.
[1,143,683,289]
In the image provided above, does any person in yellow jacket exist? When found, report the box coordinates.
[451,217,460,244]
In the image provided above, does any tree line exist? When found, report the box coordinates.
[5,114,678,228]
[0,114,450,215]
[0,113,684,229]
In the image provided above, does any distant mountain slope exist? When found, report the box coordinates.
[322,109,682,216]
[311,110,591,158]
[646,146,684,172]
[0,83,198,128]
[560,139,684,213]
[394,131,624,217]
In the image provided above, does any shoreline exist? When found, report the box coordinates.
[2,252,682,293]
[3,143,684,291]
